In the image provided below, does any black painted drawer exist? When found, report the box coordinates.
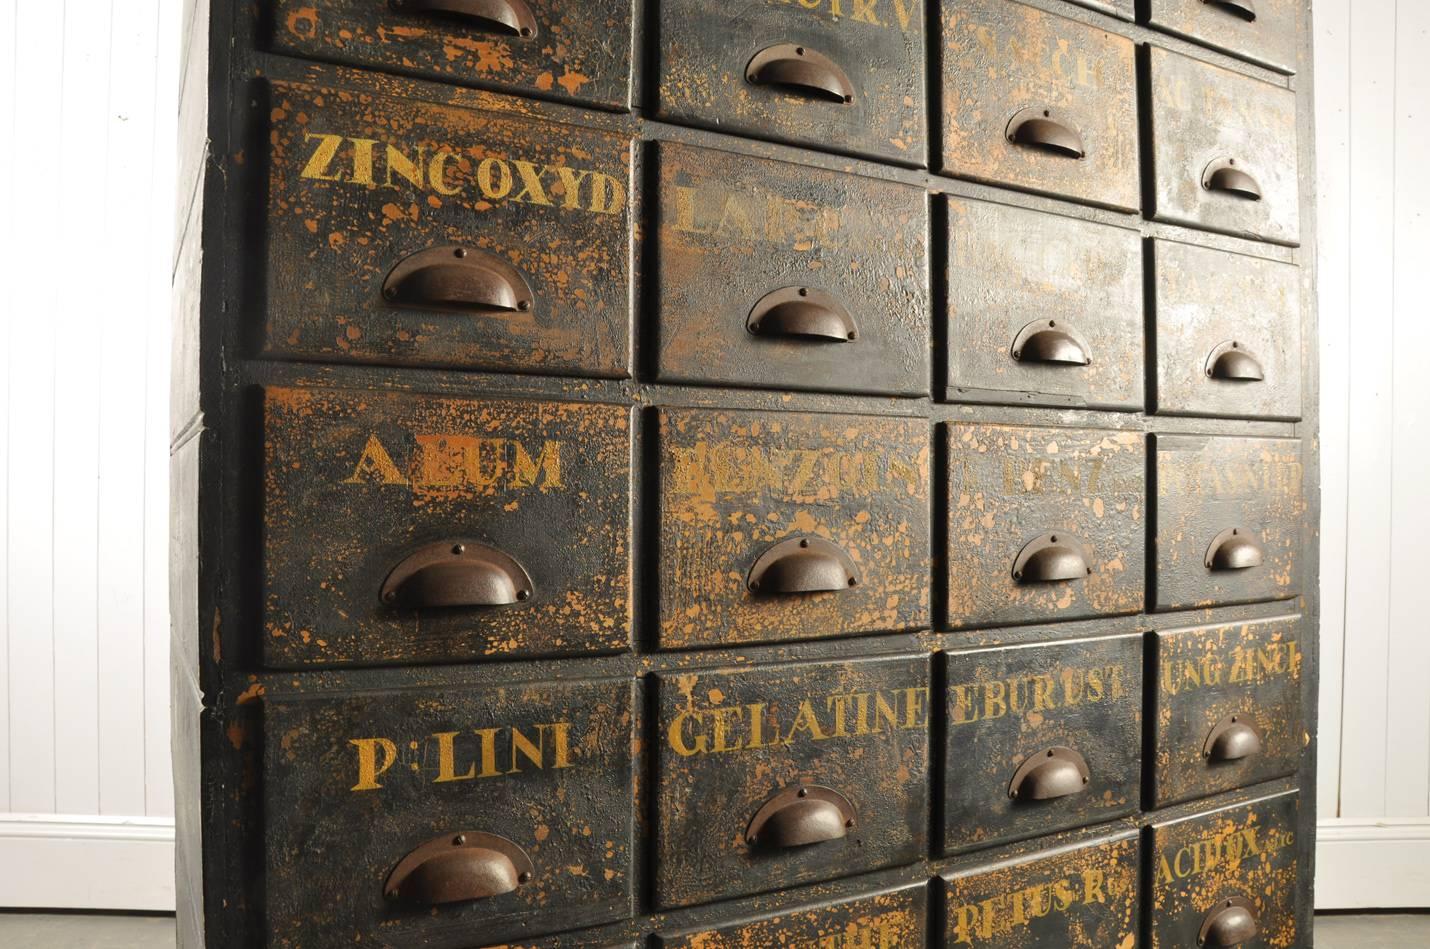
[656,884,926,947]
[947,197,1143,410]
[655,142,930,397]
[263,678,636,947]
[656,408,931,650]
[944,634,1142,855]
[940,0,1139,211]
[653,656,930,909]
[268,0,635,110]
[1152,240,1302,420]
[1152,615,1305,807]
[262,386,633,667]
[1151,434,1303,611]
[654,0,927,165]
[945,424,1146,629]
[1146,0,1300,74]
[1148,47,1300,244]
[261,81,633,379]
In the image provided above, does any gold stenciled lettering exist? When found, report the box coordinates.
[669,440,922,499]
[1156,823,1295,885]
[769,0,919,33]
[1162,637,1301,695]
[950,868,1116,945]
[949,664,1129,726]
[667,687,930,758]
[350,723,575,792]
[341,433,565,491]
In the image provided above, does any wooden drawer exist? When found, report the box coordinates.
[1148,47,1300,244]
[944,634,1142,855]
[262,81,634,379]
[654,0,927,165]
[653,656,930,909]
[268,0,635,110]
[1152,615,1304,808]
[262,678,635,947]
[1151,435,1303,611]
[946,197,1143,410]
[945,424,1146,629]
[654,142,931,397]
[1152,240,1302,420]
[262,387,632,668]
[657,408,931,650]
[943,832,1140,947]
[940,0,1139,211]
[1149,792,1300,948]
[1146,0,1300,74]
[656,884,926,947]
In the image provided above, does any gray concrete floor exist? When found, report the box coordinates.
[0,911,1427,946]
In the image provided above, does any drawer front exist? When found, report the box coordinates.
[1153,615,1304,808]
[269,0,634,110]
[1148,47,1300,244]
[940,0,1139,210]
[944,833,1140,947]
[944,634,1142,854]
[263,81,633,379]
[946,424,1146,629]
[1152,240,1302,420]
[655,143,931,397]
[1147,0,1300,74]
[947,198,1143,410]
[653,656,930,908]
[657,885,926,947]
[1152,435,1303,611]
[654,0,927,165]
[262,387,632,667]
[1150,792,1299,949]
[263,678,635,947]
[657,408,930,649]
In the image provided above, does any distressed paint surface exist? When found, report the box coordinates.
[940,0,1139,211]
[262,386,632,667]
[1146,0,1300,74]
[945,424,1145,629]
[943,635,1142,855]
[1149,793,1299,949]
[269,0,635,109]
[654,0,927,166]
[1148,47,1301,244]
[1059,0,1133,20]
[263,678,636,947]
[263,80,633,378]
[653,657,930,908]
[1152,616,1305,808]
[657,884,925,947]
[943,833,1140,947]
[1152,240,1303,420]
[658,408,930,649]
[655,142,931,397]
[483,940,637,949]
[946,197,1143,409]
[1151,435,1303,610]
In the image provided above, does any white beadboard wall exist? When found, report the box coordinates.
[0,0,181,911]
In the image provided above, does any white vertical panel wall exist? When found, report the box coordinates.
[0,0,181,911]
[1313,0,1430,911]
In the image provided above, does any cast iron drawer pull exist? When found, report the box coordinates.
[388,0,538,38]
[745,785,857,849]
[382,245,535,314]
[747,287,858,342]
[1011,319,1092,366]
[1205,527,1264,571]
[1204,160,1263,200]
[384,831,534,906]
[1199,896,1259,947]
[1009,746,1091,802]
[381,540,534,609]
[1204,0,1258,22]
[1205,713,1263,762]
[1206,340,1266,381]
[747,536,860,595]
[746,44,855,104]
[1007,108,1085,159]
[1012,532,1093,584]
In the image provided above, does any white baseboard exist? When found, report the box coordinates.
[0,814,176,911]
[1316,817,1430,910]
